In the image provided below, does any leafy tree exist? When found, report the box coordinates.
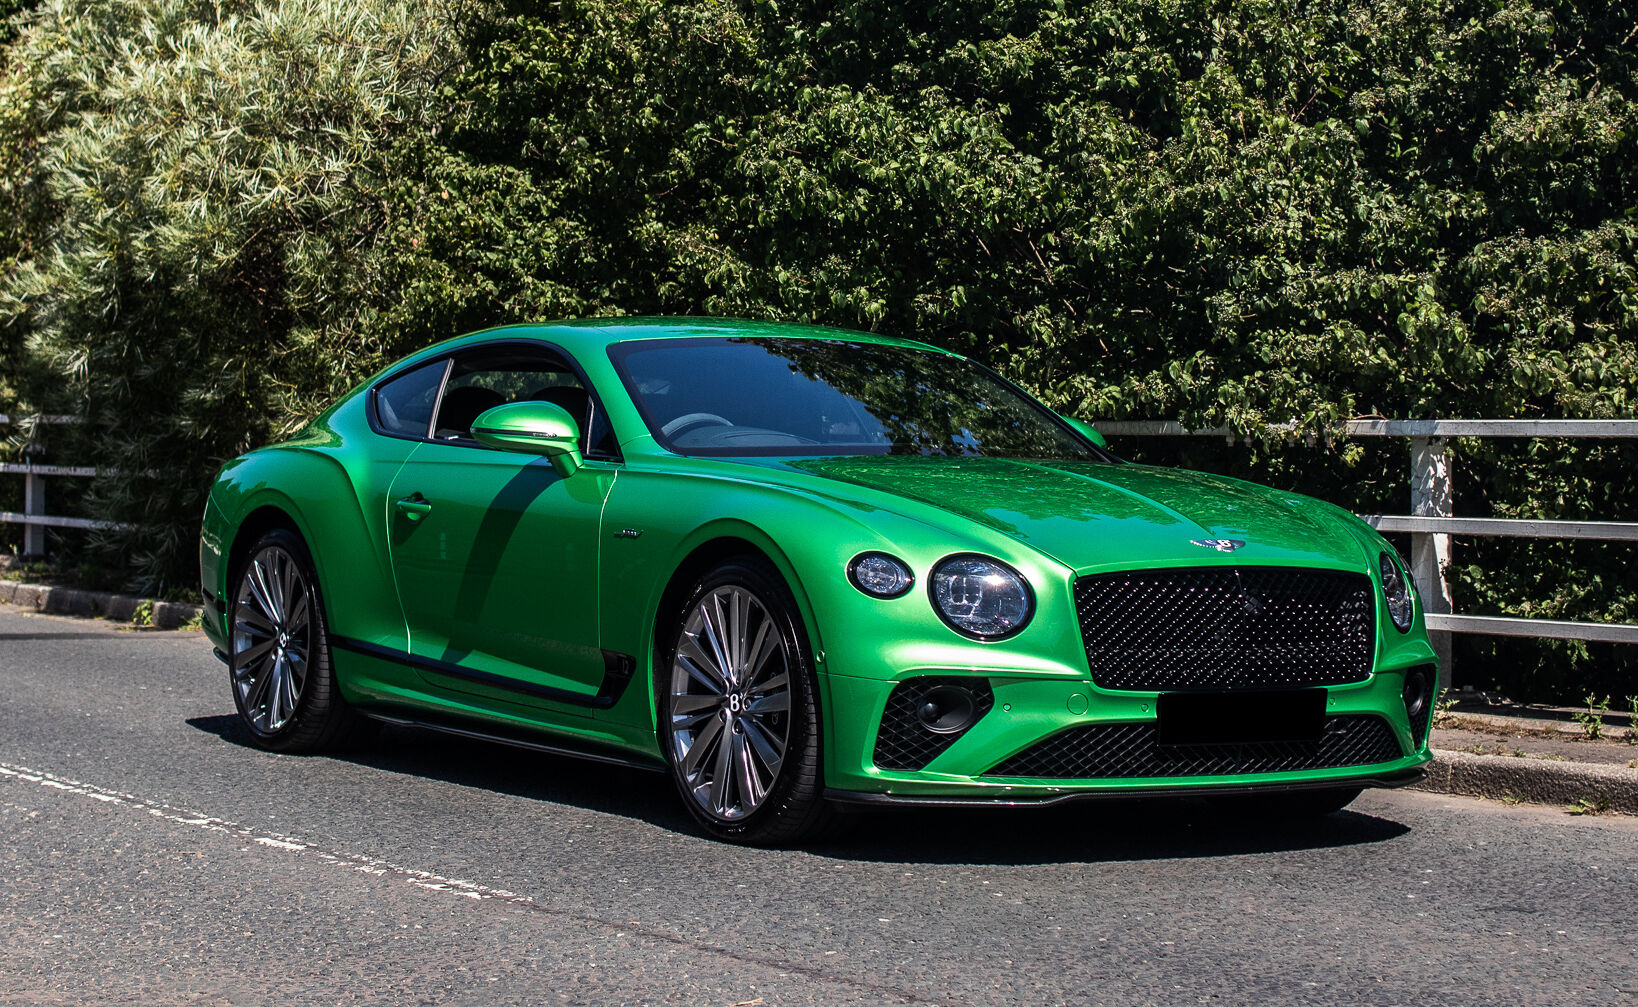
[390,0,1635,701]
[2,0,1633,699]
[0,0,456,587]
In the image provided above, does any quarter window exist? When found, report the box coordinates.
[373,359,449,438]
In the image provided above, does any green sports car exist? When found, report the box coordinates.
[199,318,1437,844]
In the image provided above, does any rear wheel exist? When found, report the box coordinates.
[659,558,830,845]
[228,528,364,752]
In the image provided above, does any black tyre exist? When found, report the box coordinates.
[228,527,365,753]
[658,557,830,845]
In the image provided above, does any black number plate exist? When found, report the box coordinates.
[1156,689,1325,746]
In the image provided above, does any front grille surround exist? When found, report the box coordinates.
[1074,566,1376,692]
[985,713,1404,780]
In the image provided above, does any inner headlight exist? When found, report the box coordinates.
[1380,551,1414,632]
[930,555,1033,639]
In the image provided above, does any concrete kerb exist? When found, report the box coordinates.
[1415,747,1638,814]
[0,578,202,630]
[1444,709,1637,740]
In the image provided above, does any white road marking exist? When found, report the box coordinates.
[0,759,944,1004]
[0,760,527,906]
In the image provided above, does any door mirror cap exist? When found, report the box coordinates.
[472,401,584,476]
[1059,414,1108,448]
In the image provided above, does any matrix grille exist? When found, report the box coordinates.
[985,714,1402,779]
[1074,566,1374,691]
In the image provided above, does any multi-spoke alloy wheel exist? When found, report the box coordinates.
[233,543,313,733]
[661,559,830,844]
[669,585,793,821]
[228,528,362,752]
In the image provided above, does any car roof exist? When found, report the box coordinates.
[418,317,954,361]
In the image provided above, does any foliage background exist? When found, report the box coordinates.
[0,0,1633,699]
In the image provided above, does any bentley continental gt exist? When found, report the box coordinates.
[199,318,1438,844]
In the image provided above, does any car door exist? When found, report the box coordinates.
[385,340,620,709]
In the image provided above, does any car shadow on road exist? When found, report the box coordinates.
[187,713,1412,865]
[187,712,696,832]
[815,801,1411,865]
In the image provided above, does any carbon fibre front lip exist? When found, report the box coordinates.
[822,766,1428,808]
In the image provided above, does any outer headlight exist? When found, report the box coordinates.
[929,555,1033,639]
[1380,551,1414,632]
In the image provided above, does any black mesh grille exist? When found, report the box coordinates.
[1074,566,1374,691]
[985,714,1402,779]
[1407,665,1436,750]
[873,677,994,771]
[1410,706,1431,749]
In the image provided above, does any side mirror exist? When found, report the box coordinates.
[1059,414,1108,448]
[472,401,583,477]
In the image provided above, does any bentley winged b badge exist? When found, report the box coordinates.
[1190,539,1247,553]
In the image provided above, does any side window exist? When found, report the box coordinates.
[374,359,449,438]
[432,343,618,457]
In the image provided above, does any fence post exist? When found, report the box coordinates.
[1409,436,1454,687]
[23,462,46,557]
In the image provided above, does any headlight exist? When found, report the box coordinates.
[848,552,915,598]
[930,555,1033,639]
[1380,551,1413,632]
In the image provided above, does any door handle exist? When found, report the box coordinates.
[394,494,432,521]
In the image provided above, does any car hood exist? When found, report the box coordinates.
[739,455,1367,573]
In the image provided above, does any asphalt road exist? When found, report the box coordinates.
[2,605,1636,1007]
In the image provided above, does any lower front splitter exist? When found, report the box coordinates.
[823,766,1428,808]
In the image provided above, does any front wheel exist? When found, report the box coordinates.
[659,558,830,845]
[228,528,365,753]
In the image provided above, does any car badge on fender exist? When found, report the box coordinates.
[1190,539,1247,552]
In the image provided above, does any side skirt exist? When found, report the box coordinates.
[359,707,664,774]
[332,635,635,710]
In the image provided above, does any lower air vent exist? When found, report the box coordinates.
[873,677,994,771]
[985,714,1402,779]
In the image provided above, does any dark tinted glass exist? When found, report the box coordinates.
[374,359,447,437]
[610,337,1096,459]
[433,343,617,456]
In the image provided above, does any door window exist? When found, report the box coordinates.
[431,344,617,457]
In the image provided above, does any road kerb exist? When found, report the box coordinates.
[1415,747,1638,814]
[0,578,201,629]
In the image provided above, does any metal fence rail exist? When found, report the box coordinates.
[7,411,1637,658]
[0,415,109,554]
[1097,419,1638,671]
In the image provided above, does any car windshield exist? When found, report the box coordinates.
[608,336,1099,459]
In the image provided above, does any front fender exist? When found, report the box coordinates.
[595,464,1084,750]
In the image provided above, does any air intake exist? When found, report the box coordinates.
[873,677,994,771]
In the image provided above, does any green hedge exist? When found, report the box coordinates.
[2,0,1634,699]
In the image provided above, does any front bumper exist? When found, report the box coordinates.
[822,667,1435,800]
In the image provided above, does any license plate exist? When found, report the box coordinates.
[1156,689,1325,746]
